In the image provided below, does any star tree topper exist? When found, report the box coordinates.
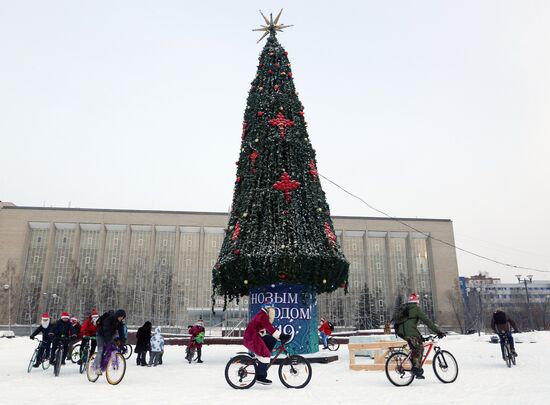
[252,9,293,43]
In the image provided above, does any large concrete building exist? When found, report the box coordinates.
[0,205,461,330]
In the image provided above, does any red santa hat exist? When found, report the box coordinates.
[70,316,78,324]
[41,313,50,320]
[407,292,420,303]
[90,308,98,317]
[61,311,70,319]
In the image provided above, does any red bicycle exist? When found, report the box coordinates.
[224,342,312,389]
[385,335,458,386]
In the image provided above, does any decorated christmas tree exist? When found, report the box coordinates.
[212,11,349,310]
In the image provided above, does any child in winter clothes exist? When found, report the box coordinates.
[149,327,164,367]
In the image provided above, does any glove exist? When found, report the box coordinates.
[437,331,446,339]
[279,333,291,343]
[30,336,34,340]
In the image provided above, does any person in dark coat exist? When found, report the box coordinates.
[66,316,82,360]
[491,309,519,359]
[135,321,152,366]
[93,309,126,375]
[49,311,77,365]
[29,312,54,367]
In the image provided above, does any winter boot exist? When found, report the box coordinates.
[412,367,425,379]
[255,361,272,385]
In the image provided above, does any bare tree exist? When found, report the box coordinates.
[446,279,465,333]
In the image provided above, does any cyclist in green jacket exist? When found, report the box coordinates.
[396,293,445,379]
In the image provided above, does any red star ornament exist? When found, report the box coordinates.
[231,222,241,241]
[269,112,294,140]
[273,172,301,203]
[309,160,319,181]
[324,222,337,247]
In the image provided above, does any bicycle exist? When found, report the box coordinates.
[225,342,312,389]
[86,342,126,385]
[27,339,51,372]
[78,336,96,374]
[51,337,70,377]
[70,343,81,364]
[385,335,458,386]
[115,340,133,360]
[326,336,340,351]
[498,332,516,368]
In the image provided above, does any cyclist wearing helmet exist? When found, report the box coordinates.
[243,302,291,385]
[397,293,445,379]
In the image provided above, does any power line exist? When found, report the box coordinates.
[320,173,550,274]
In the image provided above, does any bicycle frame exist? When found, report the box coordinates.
[392,337,438,367]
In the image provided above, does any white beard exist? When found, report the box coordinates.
[41,320,50,328]
[267,308,275,324]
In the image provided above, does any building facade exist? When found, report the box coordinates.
[0,205,461,330]
[460,275,550,330]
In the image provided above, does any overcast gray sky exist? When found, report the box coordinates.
[1,1,549,282]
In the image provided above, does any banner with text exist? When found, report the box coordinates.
[249,284,318,354]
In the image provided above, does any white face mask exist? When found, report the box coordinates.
[41,319,50,328]
[92,316,99,325]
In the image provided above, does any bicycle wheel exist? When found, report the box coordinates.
[86,353,100,383]
[224,355,256,389]
[327,338,340,351]
[122,344,133,360]
[279,355,312,389]
[385,351,414,387]
[511,349,516,366]
[70,344,81,363]
[432,350,459,383]
[79,347,89,374]
[106,352,126,385]
[503,343,511,368]
[28,349,38,373]
[54,349,62,377]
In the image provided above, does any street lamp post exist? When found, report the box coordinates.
[466,286,484,336]
[516,274,535,331]
[3,284,11,332]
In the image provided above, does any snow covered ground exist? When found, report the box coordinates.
[1,332,548,405]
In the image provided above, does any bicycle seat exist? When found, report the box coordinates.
[236,351,255,357]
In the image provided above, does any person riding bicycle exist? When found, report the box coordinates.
[491,309,519,360]
[79,309,99,364]
[395,293,445,380]
[66,316,82,361]
[188,319,206,363]
[318,318,333,350]
[48,311,77,366]
[243,302,291,385]
[93,309,126,375]
[29,312,54,367]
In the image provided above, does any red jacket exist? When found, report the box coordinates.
[319,321,332,336]
[188,325,205,349]
[243,309,279,358]
[81,317,97,337]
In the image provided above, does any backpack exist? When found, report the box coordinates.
[96,310,112,329]
[327,321,335,332]
[493,311,507,324]
[391,304,409,339]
